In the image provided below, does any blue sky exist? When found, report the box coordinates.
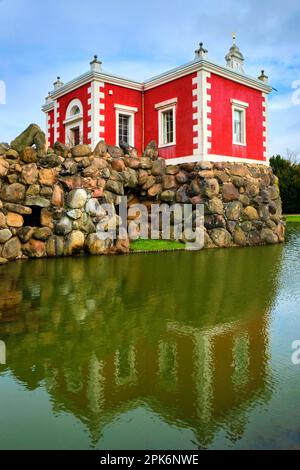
[0,0,299,157]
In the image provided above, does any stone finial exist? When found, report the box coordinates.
[225,34,245,73]
[90,55,102,72]
[258,69,269,83]
[53,76,64,90]
[194,42,208,60]
[45,92,52,104]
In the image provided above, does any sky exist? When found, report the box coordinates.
[0,0,299,158]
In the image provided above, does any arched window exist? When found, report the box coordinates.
[64,99,83,146]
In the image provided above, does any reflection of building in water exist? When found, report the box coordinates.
[0,244,281,447]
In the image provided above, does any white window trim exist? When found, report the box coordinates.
[232,100,248,146]
[115,105,138,147]
[158,104,176,148]
[64,98,84,145]
[155,97,177,110]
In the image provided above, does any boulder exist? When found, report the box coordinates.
[222,183,240,202]
[39,153,62,168]
[105,179,124,195]
[1,183,26,203]
[111,158,126,172]
[71,144,91,158]
[2,237,21,260]
[67,188,88,209]
[20,163,39,185]
[0,212,6,228]
[65,230,85,255]
[152,159,166,176]
[85,198,106,219]
[140,157,153,170]
[0,158,9,177]
[85,233,112,254]
[40,208,54,229]
[0,229,12,244]
[53,141,69,158]
[20,146,37,163]
[210,228,232,248]
[67,209,82,220]
[10,123,46,156]
[55,216,73,235]
[233,225,247,246]
[6,212,24,228]
[3,203,32,215]
[203,178,220,198]
[39,168,56,186]
[261,228,278,244]
[17,227,34,243]
[22,239,46,258]
[225,201,242,221]
[52,185,64,207]
[33,227,52,240]
[25,196,50,207]
[242,206,259,221]
[148,183,162,197]
[107,145,124,159]
[46,235,65,257]
[161,190,176,202]
[205,197,224,215]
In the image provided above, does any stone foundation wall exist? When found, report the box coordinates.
[0,136,285,264]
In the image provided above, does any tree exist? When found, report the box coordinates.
[270,155,300,214]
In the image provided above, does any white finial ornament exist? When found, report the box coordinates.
[225,34,245,73]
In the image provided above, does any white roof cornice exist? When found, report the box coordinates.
[144,59,273,93]
[43,58,272,111]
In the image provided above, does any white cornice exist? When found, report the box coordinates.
[144,59,273,93]
[42,58,272,114]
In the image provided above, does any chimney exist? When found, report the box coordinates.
[194,42,208,60]
[53,76,64,90]
[258,70,269,83]
[90,55,102,72]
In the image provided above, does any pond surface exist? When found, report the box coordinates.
[0,225,300,450]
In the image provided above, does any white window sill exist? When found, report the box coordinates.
[233,142,247,147]
[158,142,176,148]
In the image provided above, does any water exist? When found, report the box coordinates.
[0,225,300,450]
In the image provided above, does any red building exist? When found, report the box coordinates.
[42,37,272,165]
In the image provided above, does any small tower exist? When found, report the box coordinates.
[90,55,102,72]
[225,33,245,73]
[194,42,208,60]
[53,76,64,90]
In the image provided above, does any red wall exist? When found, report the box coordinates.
[47,109,54,147]
[103,83,143,154]
[208,73,265,161]
[144,73,196,159]
[57,82,91,145]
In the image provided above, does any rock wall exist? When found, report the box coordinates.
[0,129,285,264]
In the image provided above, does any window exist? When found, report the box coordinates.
[231,99,248,146]
[234,109,244,143]
[162,109,174,145]
[64,98,83,147]
[114,104,138,147]
[71,105,80,116]
[118,114,130,145]
[156,99,177,148]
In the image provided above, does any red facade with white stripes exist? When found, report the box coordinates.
[42,40,272,165]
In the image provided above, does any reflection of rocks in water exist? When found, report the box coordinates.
[0,243,283,446]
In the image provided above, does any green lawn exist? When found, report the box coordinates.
[130,239,184,252]
[285,215,300,222]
